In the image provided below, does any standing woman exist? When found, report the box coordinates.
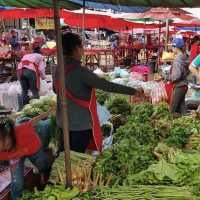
[17,46,46,105]
[53,32,143,153]
[166,38,189,115]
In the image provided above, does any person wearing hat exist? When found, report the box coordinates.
[17,46,46,106]
[10,29,20,51]
[165,37,189,115]
[0,109,54,200]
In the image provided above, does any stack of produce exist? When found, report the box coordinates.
[19,185,79,200]
[50,151,96,191]
[78,185,198,200]
[17,95,56,119]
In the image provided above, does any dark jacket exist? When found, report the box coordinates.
[53,58,135,131]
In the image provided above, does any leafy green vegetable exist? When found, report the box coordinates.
[79,185,198,200]
[19,185,79,200]
[95,138,155,184]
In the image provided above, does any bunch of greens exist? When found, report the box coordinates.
[107,96,131,116]
[78,185,198,200]
[127,150,200,187]
[164,116,196,149]
[94,138,155,184]
[96,90,110,105]
[19,95,56,118]
[19,185,79,200]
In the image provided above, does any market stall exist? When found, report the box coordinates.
[1,0,200,200]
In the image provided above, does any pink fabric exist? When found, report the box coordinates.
[130,65,151,74]
[18,53,46,79]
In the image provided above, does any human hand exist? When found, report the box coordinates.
[134,88,144,97]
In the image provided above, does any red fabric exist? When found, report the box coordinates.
[21,60,40,89]
[165,82,174,105]
[189,44,200,64]
[0,8,160,31]
[0,122,41,160]
[0,8,53,19]
[61,65,103,152]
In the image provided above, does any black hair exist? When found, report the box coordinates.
[62,32,82,55]
[191,36,200,45]
[0,118,16,151]
[33,46,41,54]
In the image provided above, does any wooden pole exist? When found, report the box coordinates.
[165,18,169,51]
[82,0,86,46]
[53,0,72,187]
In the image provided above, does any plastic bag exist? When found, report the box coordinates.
[97,103,111,126]
[94,68,105,77]
[151,82,168,105]
[120,69,129,78]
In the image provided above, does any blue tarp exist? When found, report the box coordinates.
[70,0,149,13]
[176,27,200,31]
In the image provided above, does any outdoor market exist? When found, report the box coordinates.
[1,0,200,199]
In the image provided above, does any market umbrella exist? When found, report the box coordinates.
[136,7,195,21]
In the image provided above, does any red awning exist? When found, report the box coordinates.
[0,8,160,31]
[0,8,53,19]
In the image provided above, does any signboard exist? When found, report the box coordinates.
[35,17,54,30]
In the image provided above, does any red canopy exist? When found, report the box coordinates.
[0,8,54,19]
[137,7,195,21]
[0,8,160,31]
[173,19,200,27]
[62,10,160,31]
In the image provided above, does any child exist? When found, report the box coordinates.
[0,109,54,200]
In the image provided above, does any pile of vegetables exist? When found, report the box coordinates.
[18,95,56,118]
[16,94,200,199]
[78,185,198,200]
[50,151,97,191]
[19,185,79,200]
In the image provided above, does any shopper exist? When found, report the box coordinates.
[10,29,20,51]
[189,53,200,83]
[0,110,54,200]
[189,36,200,64]
[53,32,143,153]
[17,46,46,105]
[165,38,189,115]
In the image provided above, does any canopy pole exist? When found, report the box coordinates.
[53,0,72,187]
[82,0,86,46]
[165,18,169,51]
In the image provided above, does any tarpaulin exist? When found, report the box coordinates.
[0,8,161,31]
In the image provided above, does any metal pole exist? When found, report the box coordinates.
[165,18,169,51]
[82,0,86,46]
[53,0,72,187]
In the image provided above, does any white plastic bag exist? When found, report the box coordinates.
[97,103,111,126]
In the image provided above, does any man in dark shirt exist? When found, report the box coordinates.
[53,32,143,153]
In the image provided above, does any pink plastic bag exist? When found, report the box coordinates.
[130,65,151,74]
[151,82,168,105]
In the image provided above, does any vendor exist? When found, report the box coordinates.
[0,110,54,200]
[10,29,20,51]
[53,32,143,153]
[189,53,200,83]
[189,36,200,64]
[165,38,189,115]
[17,46,46,106]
